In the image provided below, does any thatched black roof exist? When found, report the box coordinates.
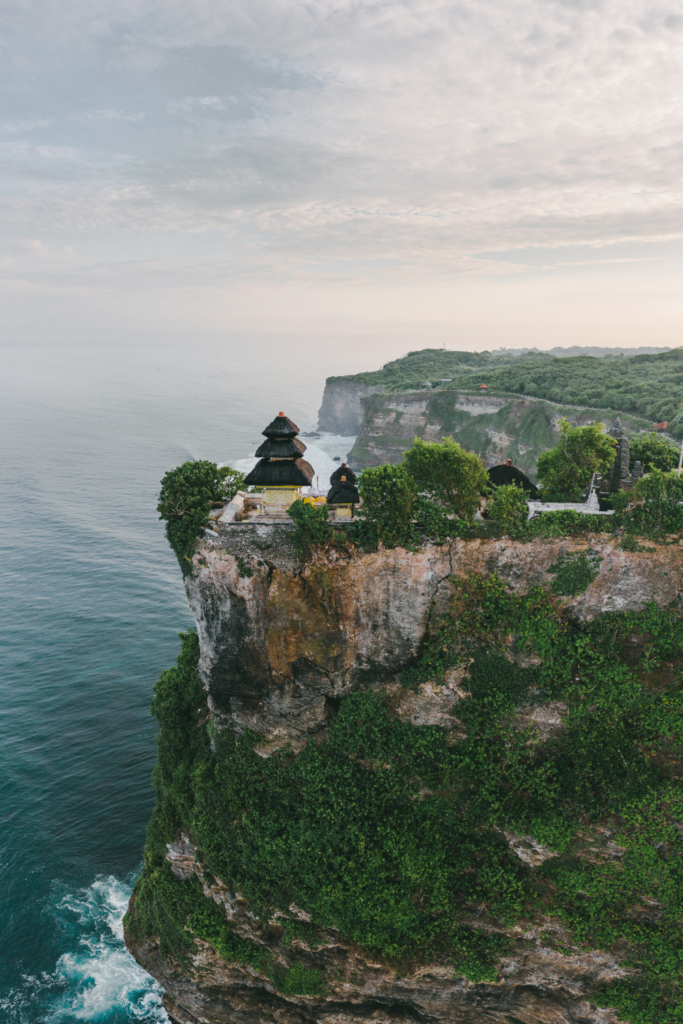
[255,437,306,459]
[262,413,300,439]
[330,462,357,486]
[327,479,360,504]
[244,458,314,487]
[487,464,538,497]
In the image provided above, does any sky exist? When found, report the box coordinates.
[2,0,683,351]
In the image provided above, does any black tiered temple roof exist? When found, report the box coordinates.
[487,464,538,497]
[330,462,356,486]
[327,478,359,504]
[243,412,314,488]
[245,458,314,487]
[255,437,306,459]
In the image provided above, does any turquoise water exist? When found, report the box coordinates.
[0,341,365,1023]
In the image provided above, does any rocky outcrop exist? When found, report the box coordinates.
[317,378,386,434]
[128,524,683,1024]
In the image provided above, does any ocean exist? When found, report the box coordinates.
[0,340,368,1023]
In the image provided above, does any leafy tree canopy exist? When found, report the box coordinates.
[630,432,680,473]
[157,460,246,571]
[403,437,488,521]
[330,347,683,426]
[536,419,617,500]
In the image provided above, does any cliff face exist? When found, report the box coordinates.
[126,523,683,1024]
[317,378,386,434]
[347,392,644,476]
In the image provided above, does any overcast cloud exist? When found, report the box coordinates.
[2,0,683,346]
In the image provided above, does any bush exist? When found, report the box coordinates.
[536,419,617,500]
[157,460,246,571]
[547,549,603,596]
[625,470,683,536]
[353,464,418,549]
[403,437,487,522]
[486,483,528,534]
[630,432,680,473]
[286,499,334,556]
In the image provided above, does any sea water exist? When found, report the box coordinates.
[0,340,365,1023]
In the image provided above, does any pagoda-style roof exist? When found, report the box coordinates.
[262,413,300,439]
[327,478,360,504]
[487,463,538,497]
[330,462,357,486]
[255,437,306,459]
[244,458,314,487]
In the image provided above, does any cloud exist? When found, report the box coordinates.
[2,0,683,313]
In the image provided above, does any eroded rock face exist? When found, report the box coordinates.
[128,527,682,1024]
[187,527,683,750]
[129,839,625,1024]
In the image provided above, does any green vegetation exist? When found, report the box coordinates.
[157,460,246,572]
[350,439,486,551]
[486,483,528,533]
[630,432,680,473]
[536,419,617,500]
[331,347,536,390]
[129,588,683,1020]
[332,347,683,425]
[547,549,603,596]
[403,437,488,522]
[286,499,335,555]
[450,348,683,424]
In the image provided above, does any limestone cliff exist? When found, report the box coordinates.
[126,523,683,1024]
[317,378,386,434]
[347,392,649,476]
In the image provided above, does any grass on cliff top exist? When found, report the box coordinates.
[127,584,683,1021]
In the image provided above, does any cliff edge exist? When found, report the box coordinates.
[126,524,683,1024]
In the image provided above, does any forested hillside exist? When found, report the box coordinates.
[451,349,683,425]
[336,348,683,427]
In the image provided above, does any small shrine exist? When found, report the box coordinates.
[329,461,357,486]
[244,412,314,514]
[327,472,360,519]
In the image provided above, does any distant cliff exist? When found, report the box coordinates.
[317,377,386,434]
[126,519,683,1024]
[347,392,650,477]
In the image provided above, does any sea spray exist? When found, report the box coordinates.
[1,875,167,1024]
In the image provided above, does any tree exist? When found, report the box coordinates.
[487,483,528,534]
[629,432,679,473]
[402,437,488,521]
[158,460,246,570]
[536,420,617,500]
[355,464,418,548]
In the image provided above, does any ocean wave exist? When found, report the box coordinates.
[1,874,168,1024]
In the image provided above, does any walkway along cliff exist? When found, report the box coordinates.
[125,512,683,1024]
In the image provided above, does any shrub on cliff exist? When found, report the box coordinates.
[157,460,246,571]
[630,432,680,473]
[486,482,528,535]
[536,419,617,500]
[286,499,334,555]
[352,463,419,548]
[402,437,488,521]
[624,469,683,536]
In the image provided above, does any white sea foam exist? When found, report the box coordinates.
[2,874,168,1024]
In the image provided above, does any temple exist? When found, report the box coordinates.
[244,413,314,514]
[326,473,360,519]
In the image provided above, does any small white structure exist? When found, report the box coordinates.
[527,486,613,521]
